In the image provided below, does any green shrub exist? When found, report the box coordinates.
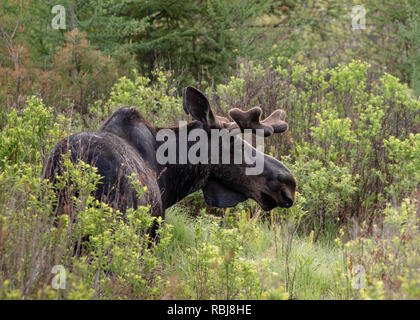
[91,69,184,129]
[208,59,420,233]
[0,96,68,172]
[0,99,171,299]
[183,212,268,300]
[384,133,420,200]
[336,198,420,300]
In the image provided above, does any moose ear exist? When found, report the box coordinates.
[203,179,248,208]
[183,86,219,128]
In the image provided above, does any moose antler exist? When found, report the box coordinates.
[217,107,288,137]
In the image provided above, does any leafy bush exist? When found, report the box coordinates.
[0,98,171,299]
[183,212,267,299]
[384,134,420,201]
[93,69,184,128]
[336,198,420,300]
[0,96,69,173]
[209,59,420,232]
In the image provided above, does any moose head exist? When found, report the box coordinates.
[156,86,296,212]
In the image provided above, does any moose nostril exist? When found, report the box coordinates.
[281,190,294,207]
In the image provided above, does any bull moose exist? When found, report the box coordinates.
[42,87,296,237]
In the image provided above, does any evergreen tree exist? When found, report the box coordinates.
[363,0,420,95]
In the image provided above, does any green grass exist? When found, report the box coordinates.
[158,206,348,300]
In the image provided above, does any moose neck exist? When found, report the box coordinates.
[155,121,211,210]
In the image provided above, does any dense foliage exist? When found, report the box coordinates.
[0,0,419,300]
